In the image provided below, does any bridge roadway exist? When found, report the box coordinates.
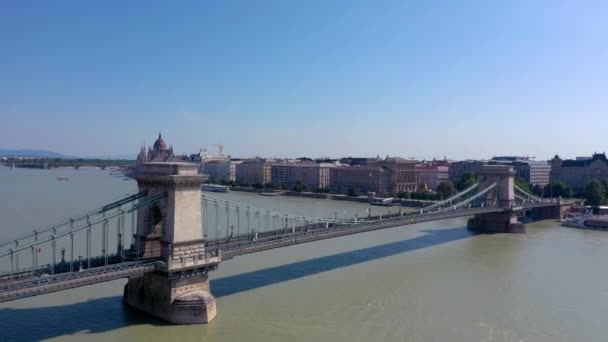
[0,259,159,303]
[212,202,556,258]
[0,202,562,303]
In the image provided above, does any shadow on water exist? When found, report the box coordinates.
[0,227,474,341]
[211,227,475,297]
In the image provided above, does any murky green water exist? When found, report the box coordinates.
[1,167,607,341]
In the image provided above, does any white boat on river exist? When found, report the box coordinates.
[562,214,608,230]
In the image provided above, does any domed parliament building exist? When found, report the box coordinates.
[137,132,188,165]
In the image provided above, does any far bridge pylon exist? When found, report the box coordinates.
[466,165,524,233]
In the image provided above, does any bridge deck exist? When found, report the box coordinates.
[0,260,158,303]
[0,201,567,302]
[216,206,510,258]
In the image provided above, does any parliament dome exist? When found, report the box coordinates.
[153,132,167,151]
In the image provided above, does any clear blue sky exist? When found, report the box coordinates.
[1,0,606,160]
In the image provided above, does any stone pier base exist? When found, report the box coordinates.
[467,211,525,234]
[123,271,216,324]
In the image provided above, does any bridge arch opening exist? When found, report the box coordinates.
[150,204,163,234]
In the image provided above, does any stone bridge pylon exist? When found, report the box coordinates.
[467,165,525,233]
[123,162,221,324]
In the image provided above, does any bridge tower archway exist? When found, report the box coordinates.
[477,165,516,208]
[125,162,219,324]
[468,165,524,233]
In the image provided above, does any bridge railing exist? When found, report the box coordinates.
[0,191,148,254]
[209,203,512,257]
[0,192,167,283]
[513,184,550,204]
[201,194,354,242]
[420,182,480,213]
[201,182,512,248]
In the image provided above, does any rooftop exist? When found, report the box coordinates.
[560,153,608,167]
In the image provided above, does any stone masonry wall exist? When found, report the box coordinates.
[162,240,207,270]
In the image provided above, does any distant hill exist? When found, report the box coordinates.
[0,149,78,159]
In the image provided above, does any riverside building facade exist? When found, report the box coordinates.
[270,163,334,190]
[235,159,273,185]
[550,153,608,194]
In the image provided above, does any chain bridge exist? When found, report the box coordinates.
[0,162,574,323]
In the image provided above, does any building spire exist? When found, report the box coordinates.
[159,131,162,139]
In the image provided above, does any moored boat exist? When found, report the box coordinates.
[260,191,285,196]
[561,214,608,230]
[370,197,394,206]
[203,184,230,193]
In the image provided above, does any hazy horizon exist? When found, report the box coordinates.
[2,1,607,160]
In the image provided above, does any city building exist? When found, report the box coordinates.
[190,147,230,175]
[550,153,608,194]
[373,157,418,194]
[449,160,486,182]
[489,156,551,187]
[270,163,334,191]
[518,160,551,186]
[339,157,380,166]
[416,164,449,190]
[427,157,452,167]
[331,156,417,195]
[203,160,232,182]
[330,165,390,194]
[235,159,273,185]
[229,160,241,182]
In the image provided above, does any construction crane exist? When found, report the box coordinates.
[213,144,224,156]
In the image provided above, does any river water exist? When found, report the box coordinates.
[0,167,607,341]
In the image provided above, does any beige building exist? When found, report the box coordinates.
[416,164,449,190]
[203,160,241,182]
[373,157,418,193]
[330,165,390,194]
[235,159,273,185]
[271,163,334,190]
[329,156,418,195]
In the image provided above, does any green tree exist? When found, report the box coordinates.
[601,179,608,201]
[532,184,543,197]
[456,172,478,191]
[561,183,574,198]
[543,181,574,198]
[264,182,281,190]
[410,191,439,201]
[514,177,532,194]
[585,179,605,211]
[347,188,359,197]
[436,180,457,199]
[291,181,307,192]
[397,191,410,199]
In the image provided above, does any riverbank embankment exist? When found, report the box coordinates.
[227,186,434,208]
